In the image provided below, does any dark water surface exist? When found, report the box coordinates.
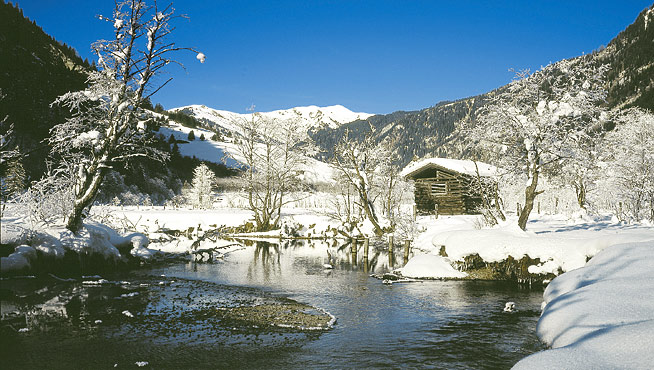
[1,240,544,369]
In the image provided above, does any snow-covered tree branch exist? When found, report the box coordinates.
[597,108,654,222]
[229,113,311,231]
[465,62,609,230]
[49,0,202,232]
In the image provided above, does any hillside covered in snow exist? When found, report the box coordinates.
[170,104,373,139]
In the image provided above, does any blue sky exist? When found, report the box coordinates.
[17,1,653,114]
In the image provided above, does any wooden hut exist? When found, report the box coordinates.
[400,158,497,215]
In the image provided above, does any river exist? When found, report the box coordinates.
[1,239,544,369]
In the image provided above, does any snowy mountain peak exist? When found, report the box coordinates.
[169,104,373,135]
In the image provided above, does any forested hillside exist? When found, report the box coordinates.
[0,1,91,179]
[312,4,654,167]
[0,2,234,204]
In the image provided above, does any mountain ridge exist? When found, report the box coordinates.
[311,4,654,167]
[169,104,373,139]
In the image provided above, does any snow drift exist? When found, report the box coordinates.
[513,240,654,369]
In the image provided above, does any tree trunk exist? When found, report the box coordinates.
[494,183,506,221]
[518,163,542,231]
[66,168,106,233]
[575,180,587,210]
[359,189,384,237]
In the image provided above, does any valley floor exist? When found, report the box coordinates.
[2,204,653,368]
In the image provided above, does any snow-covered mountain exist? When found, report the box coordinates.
[169,104,373,137]
[157,119,336,185]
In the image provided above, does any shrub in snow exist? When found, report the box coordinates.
[13,170,74,230]
[281,218,304,237]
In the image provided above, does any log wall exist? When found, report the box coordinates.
[410,168,484,215]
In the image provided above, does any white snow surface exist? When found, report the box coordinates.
[513,240,654,370]
[415,214,654,275]
[400,157,498,178]
[398,254,467,279]
[157,122,241,168]
[0,208,160,274]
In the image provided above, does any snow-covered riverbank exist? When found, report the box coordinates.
[513,240,654,369]
[406,213,654,280]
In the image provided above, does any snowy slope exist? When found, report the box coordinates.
[169,104,373,136]
[156,121,335,184]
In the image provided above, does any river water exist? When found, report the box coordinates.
[1,240,544,369]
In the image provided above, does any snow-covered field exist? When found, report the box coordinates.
[408,213,654,278]
[3,202,653,368]
[513,240,654,369]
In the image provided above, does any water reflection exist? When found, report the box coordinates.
[2,239,545,369]
[222,237,413,278]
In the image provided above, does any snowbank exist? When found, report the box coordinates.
[0,245,36,272]
[513,240,654,369]
[416,214,654,275]
[0,217,159,275]
[397,254,467,279]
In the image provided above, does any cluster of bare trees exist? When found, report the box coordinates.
[228,113,311,231]
[464,62,654,228]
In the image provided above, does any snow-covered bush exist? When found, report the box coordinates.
[185,163,216,209]
[14,171,74,230]
[281,218,304,237]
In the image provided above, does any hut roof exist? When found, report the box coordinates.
[400,158,498,178]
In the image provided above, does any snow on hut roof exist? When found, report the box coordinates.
[400,158,498,178]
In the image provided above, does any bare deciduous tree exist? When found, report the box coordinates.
[230,113,310,231]
[466,63,608,230]
[331,130,397,237]
[49,0,201,232]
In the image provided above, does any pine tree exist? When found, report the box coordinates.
[1,158,25,199]
[186,163,216,209]
[171,142,181,159]
[199,133,205,141]
[188,130,196,141]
